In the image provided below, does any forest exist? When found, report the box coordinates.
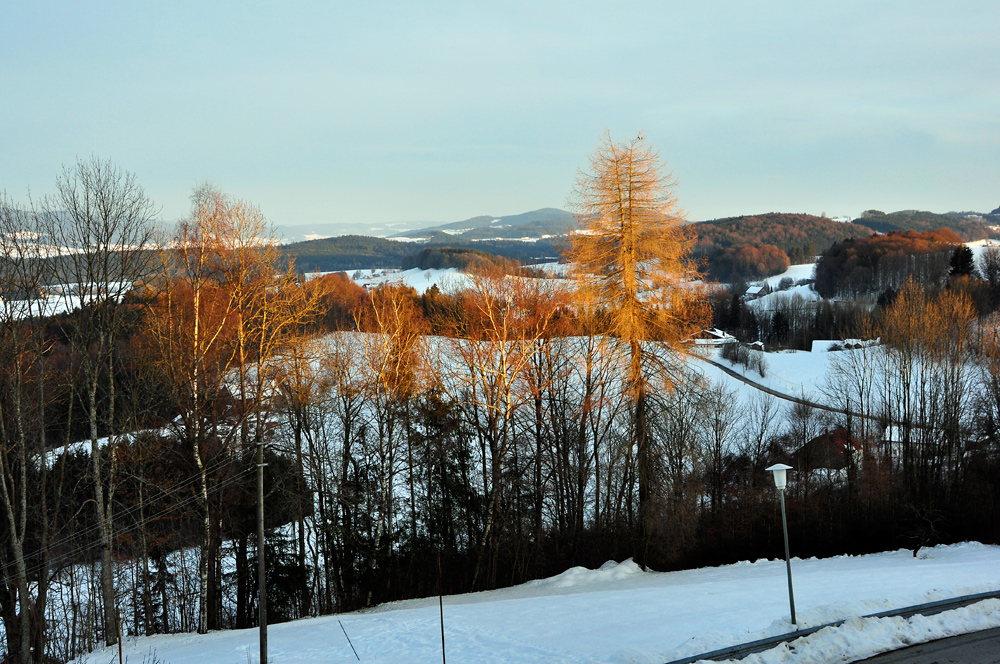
[284,233,564,273]
[853,209,993,240]
[692,213,873,255]
[689,213,875,282]
[1,159,1000,664]
[814,228,964,299]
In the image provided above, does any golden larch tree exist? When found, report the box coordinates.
[567,130,708,557]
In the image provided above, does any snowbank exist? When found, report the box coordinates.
[71,543,1000,664]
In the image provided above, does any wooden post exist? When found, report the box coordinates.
[258,440,268,664]
[438,551,446,664]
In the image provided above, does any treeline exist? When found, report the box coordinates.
[401,247,511,271]
[282,235,415,271]
[692,213,874,256]
[711,290,871,351]
[692,213,874,282]
[713,238,1000,351]
[284,235,564,273]
[705,243,790,282]
[814,229,962,298]
[853,209,993,241]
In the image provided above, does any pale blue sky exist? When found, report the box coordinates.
[2,1,998,230]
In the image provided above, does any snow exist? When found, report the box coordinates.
[761,263,816,288]
[305,267,475,294]
[966,238,1000,265]
[71,543,1000,664]
[733,603,1000,664]
[689,346,833,402]
[532,261,571,277]
[307,266,571,295]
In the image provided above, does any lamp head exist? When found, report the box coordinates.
[765,463,793,490]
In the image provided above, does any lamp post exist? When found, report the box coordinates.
[766,463,796,626]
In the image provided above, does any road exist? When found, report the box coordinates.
[703,357,937,431]
[856,626,1000,663]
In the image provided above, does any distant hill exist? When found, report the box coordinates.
[283,234,565,273]
[283,235,416,272]
[276,221,423,243]
[281,208,573,272]
[282,207,998,275]
[397,208,576,240]
[692,213,876,258]
[853,210,995,241]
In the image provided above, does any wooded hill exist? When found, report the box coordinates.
[282,235,416,271]
[692,213,876,257]
[284,212,872,275]
[283,234,564,272]
[814,228,963,298]
[853,209,996,241]
[282,209,999,278]
[691,213,876,281]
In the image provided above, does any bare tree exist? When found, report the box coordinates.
[44,157,156,648]
[446,262,557,589]
[0,193,58,664]
[701,383,740,514]
[354,285,427,605]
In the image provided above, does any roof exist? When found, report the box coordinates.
[792,427,862,471]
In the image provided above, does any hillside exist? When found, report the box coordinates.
[814,228,963,298]
[281,208,573,271]
[282,235,417,272]
[853,210,996,241]
[692,213,876,259]
[283,234,565,272]
[282,208,995,275]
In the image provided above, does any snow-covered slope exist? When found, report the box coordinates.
[73,543,1000,664]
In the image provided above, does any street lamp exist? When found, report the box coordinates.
[766,463,796,626]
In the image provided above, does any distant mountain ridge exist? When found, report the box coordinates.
[396,208,576,239]
[275,208,576,244]
[280,206,998,274]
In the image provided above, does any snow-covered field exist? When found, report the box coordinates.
[761,263,816,288]
[687,345,835,408]
[305,267,473,294]
[73,543,1000,664]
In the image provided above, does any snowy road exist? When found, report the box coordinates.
[855,625,1000,663]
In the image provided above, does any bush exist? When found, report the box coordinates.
[721,342,767,377]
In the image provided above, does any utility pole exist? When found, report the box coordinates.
[258,438,268,664]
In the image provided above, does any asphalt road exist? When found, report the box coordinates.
[856,626,1000,663]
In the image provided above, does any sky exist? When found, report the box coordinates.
[2,1,998,232]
